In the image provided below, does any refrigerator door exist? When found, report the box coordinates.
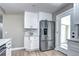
[39,20,48,51]
[47,22,55,50]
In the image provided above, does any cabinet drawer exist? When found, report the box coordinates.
[30,37,39,40]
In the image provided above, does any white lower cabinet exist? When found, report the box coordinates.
[24,37,39,51]
[68,40,79,56]
[24,37,31,50]
[6,41,11,56]
[30,37,39,50]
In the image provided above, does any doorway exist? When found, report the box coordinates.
[56,8,72,54]
[60,15,70,50]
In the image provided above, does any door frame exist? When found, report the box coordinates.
[55,8,73,54]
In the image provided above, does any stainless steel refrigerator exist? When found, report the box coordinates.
[39,20,55,51]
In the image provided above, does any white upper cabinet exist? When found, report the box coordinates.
[24,11,52,28]
[24,12,38,28]
[39,12,52,21]
[74,3,79,24]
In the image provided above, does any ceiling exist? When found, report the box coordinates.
[0,3,71,14]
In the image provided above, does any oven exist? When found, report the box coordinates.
[0,44,6,56]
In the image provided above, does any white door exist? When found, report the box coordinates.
[56,8,72,54]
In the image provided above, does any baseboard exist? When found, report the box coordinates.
[11,47,39,51]
[25,48,39,51]
[11,47,24,51]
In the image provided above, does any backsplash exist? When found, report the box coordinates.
[24,29,39,37]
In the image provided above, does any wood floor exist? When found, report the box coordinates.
[12,50,65,56]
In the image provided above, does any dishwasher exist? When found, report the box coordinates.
[0,44,6,56]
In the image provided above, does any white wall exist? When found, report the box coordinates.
[3,13,24,48]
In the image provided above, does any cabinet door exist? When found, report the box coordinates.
[24,37,31,50]
[24,12,38,28]
[24,12,31,28]
[39,12,52,21]
[31,13,38,28]
[30,37,39,50]
[74,4,79,24]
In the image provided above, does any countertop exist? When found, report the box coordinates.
[67,39,79,42]
[0,39,11,46]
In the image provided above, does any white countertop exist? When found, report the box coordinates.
[0,39,11,46]
[67,39,79,42]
